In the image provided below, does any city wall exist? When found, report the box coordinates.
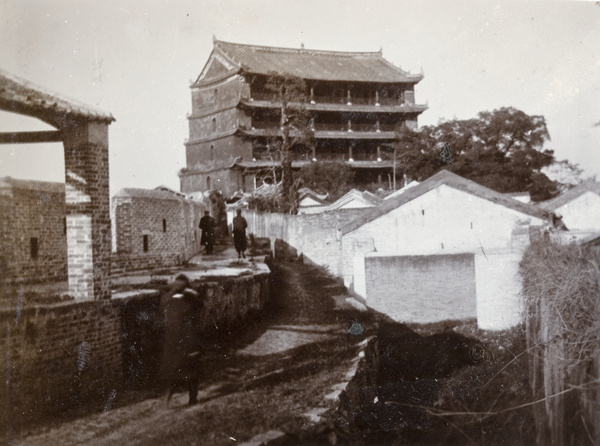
[0,271,270,428]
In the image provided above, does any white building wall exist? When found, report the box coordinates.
[555,191,600,231]
[342,185,545,289]
[475,249,524,330]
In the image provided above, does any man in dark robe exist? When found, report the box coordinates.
[158,274,203,406]
[232,208,248,259]
[199,210,215,254]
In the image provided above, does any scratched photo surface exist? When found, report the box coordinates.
[1,1,600,445]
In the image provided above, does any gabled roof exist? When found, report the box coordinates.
[323,188,382,212]
[541,180,600,211]
[0,69,114,128]
[383,180,420,200]
[298,187,329,206]
[195,39,423,85]
[341,170,548,235]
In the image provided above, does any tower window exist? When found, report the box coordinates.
[143,235,149,252]
[30,237,39,259]
[212,118,217,132]
[206,176,211,190]
[163,219,167,232]
[210,145,215,161]
[63,217,67,235]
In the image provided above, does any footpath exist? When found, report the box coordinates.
[10,244,375,446]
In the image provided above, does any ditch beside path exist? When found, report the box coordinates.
[11,260,377,446]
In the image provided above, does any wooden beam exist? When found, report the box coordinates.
[0,130,62,144]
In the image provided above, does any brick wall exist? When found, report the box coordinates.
[111,189,204,273]
[246,208,369,277]
[356,253,477,324]
[1,300,123,427]
[0,178,67,283]
[0,270,271,428]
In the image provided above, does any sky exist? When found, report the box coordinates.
[1,0,599,196]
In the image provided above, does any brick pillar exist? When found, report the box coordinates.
[62,122,111,300]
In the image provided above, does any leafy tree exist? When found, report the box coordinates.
[394,107,580,201]
[262,72,314,212]
[295,161,355,201]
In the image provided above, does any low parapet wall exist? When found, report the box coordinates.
[1,270,271,429]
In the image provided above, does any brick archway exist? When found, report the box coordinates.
[0,70,115,300]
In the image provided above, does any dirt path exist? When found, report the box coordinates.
[9,261,374,446]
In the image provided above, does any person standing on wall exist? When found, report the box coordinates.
[232,208,248,259]
[199,210,215,255]
[158,274,203,406]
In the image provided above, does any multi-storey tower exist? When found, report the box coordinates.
[181,39,427,195]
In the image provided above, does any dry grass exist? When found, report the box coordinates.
[521,242,600,374]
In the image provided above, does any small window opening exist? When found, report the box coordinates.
[470,222,473,229]
[162,219,167,232]
[143,235,149,252]
[210,145,215,161]
[421,209,425,215]
[206,176,211,190]
[63,217,67,235]
[30,237,39,259]
[212,117,217,132]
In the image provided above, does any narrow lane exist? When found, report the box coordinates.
[12,261,373,446]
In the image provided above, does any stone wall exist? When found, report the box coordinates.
[1,270,271,428]
[0,178,67,284]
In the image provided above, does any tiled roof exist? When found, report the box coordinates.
[0,69,114,128]
[540,181,600,211]
[208,40,422,84]
[322,189,381,212]
[341,170,548,235]
[0,176,65,194]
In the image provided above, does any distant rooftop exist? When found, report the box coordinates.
[541,180,600,210]
[196,39,423,85]
[0,176,65,194]
[114,188,183,202]
[341,170,548,235]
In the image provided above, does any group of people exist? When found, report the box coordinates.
[198,208,248,259]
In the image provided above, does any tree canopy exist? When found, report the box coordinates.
[296,161,355,201]
[395,107,578,201]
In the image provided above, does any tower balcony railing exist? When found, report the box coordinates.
[251,149,396,163]
[247,92,412,107]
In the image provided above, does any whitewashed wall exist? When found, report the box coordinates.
[554,191,600,231]
[341,185,545,288]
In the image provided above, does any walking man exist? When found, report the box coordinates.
[158,274,203,406]
[232,208,248,259]
[199,210,215,255]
